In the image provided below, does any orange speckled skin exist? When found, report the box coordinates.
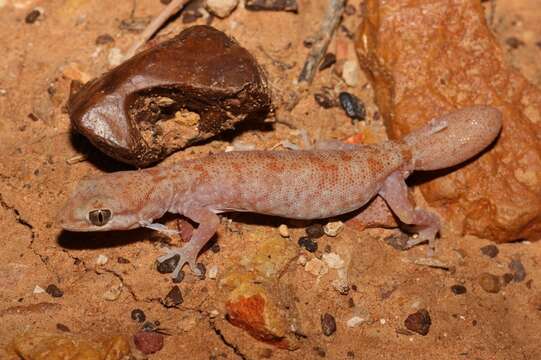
[59,106,502,276]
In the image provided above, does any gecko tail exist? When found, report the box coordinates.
[403,106,502,171]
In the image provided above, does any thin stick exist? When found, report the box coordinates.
[297,0,346,84]
[124,0,193,60]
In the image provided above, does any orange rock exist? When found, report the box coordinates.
[355,0,541,242]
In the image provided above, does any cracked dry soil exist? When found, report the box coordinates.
[1,1,541,359]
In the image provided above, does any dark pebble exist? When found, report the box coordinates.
[347,351,355,358]
[117,256,130,264]
[451,284,467,295]
[95,34,114,45]
[210,242,221,253]
[131,309,146,323]
[314,93,336,109]
[298,236,318,252]
[348,298,355,308]
[502,273,514,285]
[25,9,41,24]
[156,255,179,274]
[313,346,326,358]
[196,263,206,280]
[321,313,337,336]
[142,321,158,332]
[46,284,64,298]
[245,0,298,13]
[506,36,525,49]
[182,10,203,24]
[134,330,164,355]
[480,244,499,258]
[56,323,70,332]
[324,245,332,253]
[351,284,357,291]
[319,53,336,71]
[509,259,526,282]
[161,286,183,308]
[404,309,431,336]
[339,92,366,121]
[306,223,325,239]
[384,232,409,251]
[173,270,185,284]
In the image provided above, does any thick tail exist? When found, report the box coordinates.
[403,106,502,171]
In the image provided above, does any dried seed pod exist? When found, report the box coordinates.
[68,25,271,167]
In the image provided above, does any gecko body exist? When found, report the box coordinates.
[59,106,502,278]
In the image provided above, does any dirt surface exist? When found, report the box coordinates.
[1,0,541,359]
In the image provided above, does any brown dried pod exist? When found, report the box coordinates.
[68,25,271,167]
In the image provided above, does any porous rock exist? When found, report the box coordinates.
[356,0,541,242]
[68,25,271,167]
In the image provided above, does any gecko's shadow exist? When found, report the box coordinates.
[57,228,152,250]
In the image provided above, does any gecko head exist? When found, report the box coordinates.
[58,172,150,232]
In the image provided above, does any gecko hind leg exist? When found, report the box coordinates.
[378,171,441,254]
[157,208,220,278]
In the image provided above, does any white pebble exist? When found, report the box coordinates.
[208,265,219,279]
[278,224,290,238]
[33,285,45,294]
[322,252,345,269]
[206,0,239,18]
[347,316,364,328]
[209,309,219,318]
[305,258,328,276]
[297,255,307,266]
[96,254,108,265]
[108,48,124,67]
[102,284,122,301]
[324,221,344,237]
[332,278,349,295]
[379,318,386,325]
[342,59,360,87]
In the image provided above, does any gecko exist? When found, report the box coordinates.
[59,106,502,279]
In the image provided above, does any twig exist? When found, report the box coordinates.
[124,0,193,61]
[297,0,346,84]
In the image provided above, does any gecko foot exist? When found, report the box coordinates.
[157,244,202,279]
[405,226,438,256]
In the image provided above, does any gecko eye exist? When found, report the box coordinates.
[88,209,112,226]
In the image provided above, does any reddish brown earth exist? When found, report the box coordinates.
[1,0,541,359]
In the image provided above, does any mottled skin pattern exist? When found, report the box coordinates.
[59,106,502,278]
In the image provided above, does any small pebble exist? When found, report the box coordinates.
[478,273,501,293]
[319,53,336,71]
[451,284,467,295]
[342,60,360,87]
[161,286,183,308]
[95,34,114,45]
[278,224,290,238]
[46,284,64,298]
[313,346,326,358]
[323,221,344,237]
[245,0,298,12]
[117,256,130,264]
[56,323,70,332]
[173,270,185,284]
[96,254,108,265]
[324,245,332,253]
[346,316,367,328]
[332,278,350,295]
[33,285,45,294]
[384,232,409,250]
[306,223,325,239]
[305,258,328,276]
[314,92,336,109]
[347,351,355,358]
[208,265,219,279]
[206,0,239,18]
[322,252,345,269]
[182,10,203,24]
[404,309,431,336]
[480,244,499,258]
[321,313,337,336]
[298,236,318,252]
[157,255,179,274]
[502,272,514,285]
[142,321,158,332]
[131,309,146,323]
[211,242,221,253]
[297,255,307,266]
[103,284,122,301]
[196,263,206,279]
[25,8,42,24]
[134,330,164,355]
[506,36,525,49]
[509,259,526,282]
[108,47,124,67]
[338,92,366,121]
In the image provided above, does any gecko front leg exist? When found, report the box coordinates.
[378,171,441,254]
[157,208,220,278]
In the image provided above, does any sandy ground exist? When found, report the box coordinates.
[1,0,541,359]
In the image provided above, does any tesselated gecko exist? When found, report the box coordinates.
[59,106,502,278]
